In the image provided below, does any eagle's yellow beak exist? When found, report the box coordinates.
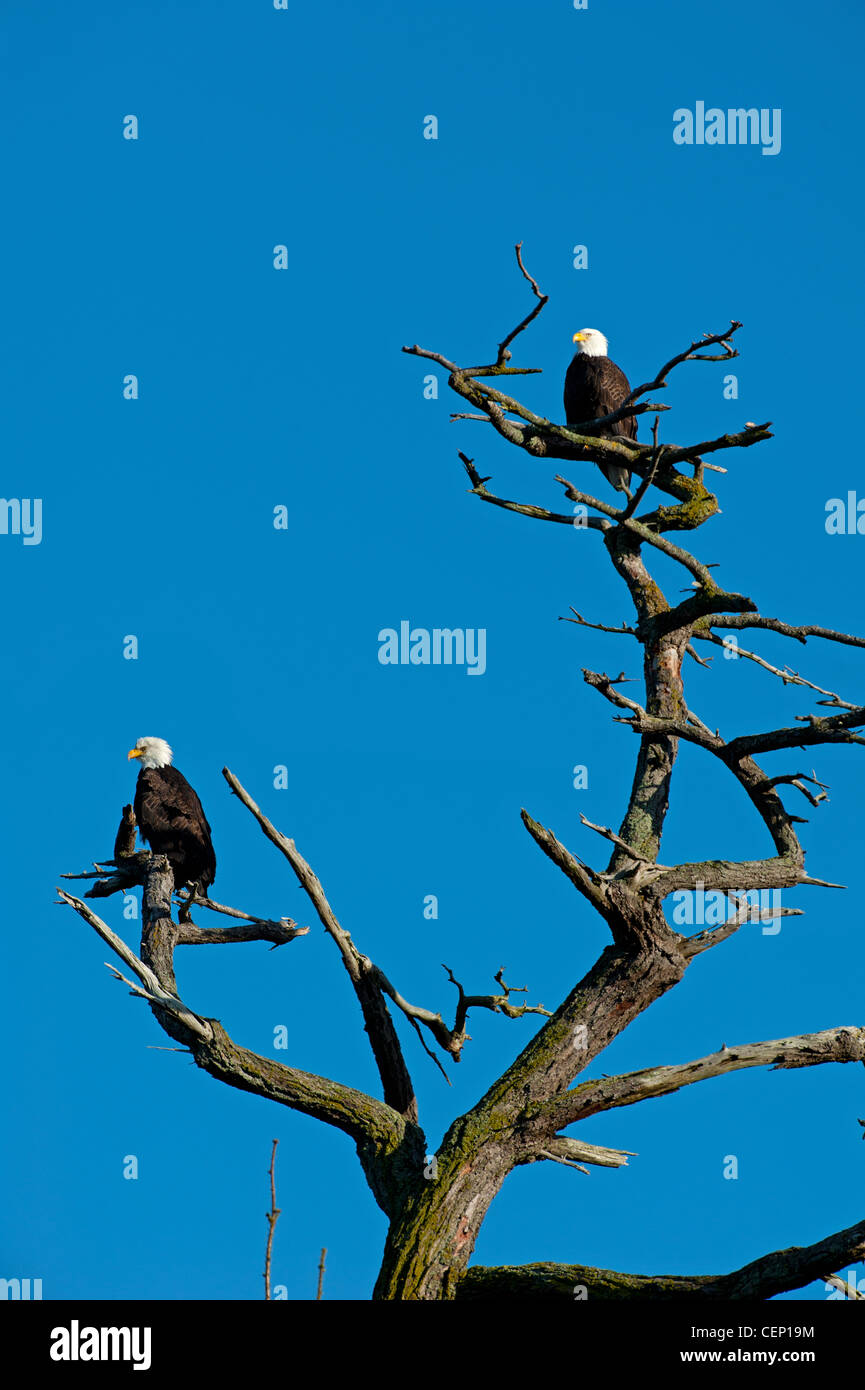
[127,748,142,760]
[573,332,584,343]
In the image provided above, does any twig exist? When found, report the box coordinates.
[703,614,865,650]
[620,322,743,409]
[662,421,772,465]
[694,630,858,708]
[766,771,830,808]
[459,453,604,529]
[538,1148,590,1175]
[56,889,213,1039]
[559,607,637,638]
[317,1246,327,1301]
[264,1139,281,1301]
[620,415,664,520]
[223,767,419,1118]
[543,1026,865,1130]
[563,400,670,432]
[579,813,671,870]
[683,893,805,957]
[224,768,547,1075]
[371,960,552,1064]
[537,1137,637,1170]
[493,241,549,366]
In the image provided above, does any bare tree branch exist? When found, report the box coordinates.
[560,607,637,638]
[699,613,865,650]
[57,888,211,1037]
[490,241,549,368]
[694,629,859,707]
[540,1027,865,1130]
[222,766,418,1121]
[459,453,600,529]
[620,322,742,409]
[578,812,672,873]
[57,886,411,1192]
[727,707,865,758]
[222,769,547,1086]
[176,919,308,948]
[369,962,552,1064]
[457,1214,865,1299]
[263,1139,280,1301]
[175,891,308,946]
[527,1137,637,1171]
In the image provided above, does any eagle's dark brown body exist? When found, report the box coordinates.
[133,765,216,894]
[563,353,637,440]
[563,350,636,493]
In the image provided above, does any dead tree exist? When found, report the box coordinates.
[59,247,865,1301]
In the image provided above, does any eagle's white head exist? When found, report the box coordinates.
[573,328,609,358]
[128,736,174,770]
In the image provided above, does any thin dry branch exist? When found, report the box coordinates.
[560,399,670,433]
[560,607,637,638]
[490,241,549,368]
[222,766,418,1120]
[537,1151,589,1174]
[56,889,213,1039]
[578,812,672,872]
[767,771,830,808]
[532,1137,637,1171]
[541,1027,865,1130]
[683,895,804,957]
[620,415,664,519]
[660,421,772,466]
[620,322,742,409]
[519,810,606,912]
[264,1139,280,1301]
[459,453,603,529]
[222,769,547,1081]
[175,892,308,947]
[59,866,411,1181]
[370,962,552,1064]
[695,629,858,707]
[726,706,865,759]
[702,614,865,650]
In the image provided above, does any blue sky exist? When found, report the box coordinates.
[2,0,863,1301]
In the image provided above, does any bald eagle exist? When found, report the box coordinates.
[127,737,216,901]
[564,328,636,496]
